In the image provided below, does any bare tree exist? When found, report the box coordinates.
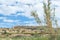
[31,11,41,25]
[43,0,58,40]
[31,0,58,40]
[43,0,55,34]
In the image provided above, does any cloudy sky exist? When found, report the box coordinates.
[0,0,60,28]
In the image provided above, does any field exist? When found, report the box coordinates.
[0,36,48,40]
[0,35,60,40]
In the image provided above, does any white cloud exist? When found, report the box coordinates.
[0,17,6,19]
[0,0,16,5]
[15,21,39,26]
[16,13,34,18]
[55,7,60,18]
[17,0,41,5]
[0,5,18,15]
[0,0,43,19]
[3,19,14,22]
[3,19,19,23]
[51,0,60,7]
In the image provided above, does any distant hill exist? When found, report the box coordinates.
[13,25,47,30]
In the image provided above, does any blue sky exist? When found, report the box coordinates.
[0,0,60,28]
